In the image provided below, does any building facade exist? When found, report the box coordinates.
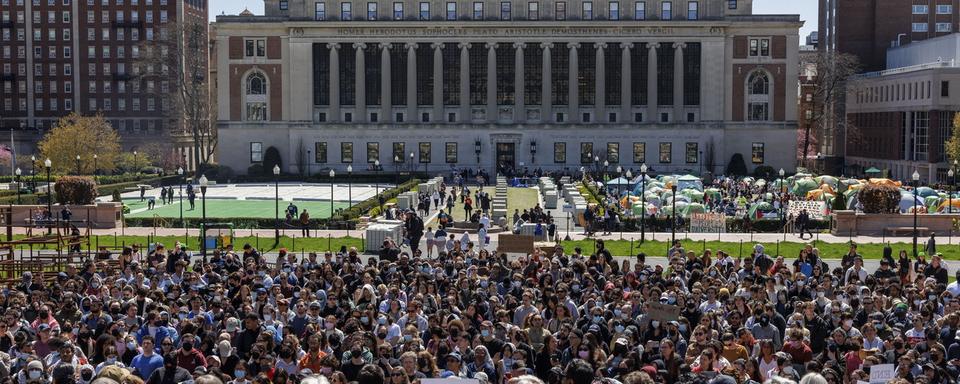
[797,43,816,167]
[213,0,800,176]
[0,0,206,167]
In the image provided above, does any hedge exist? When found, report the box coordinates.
[0,175,179,206]
[617,217,830,233]
[335,178,422,221]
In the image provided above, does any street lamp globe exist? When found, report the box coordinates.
[950,169,955,178]
[594,156,600,163]
[616,165,622,174]
[625,170,632,179]
[912,170,921,181]
[177,167,184,176]
[273,165,280,175]
[93,154,97,159]
[329,169,335,178]
[374,159,380,167]
[199,174,209,187]
[15,168,20,176]
[779,168,785,177]
[604,160,609,167]
[347,165,353,173]
[394,155,400,163]
[640,163,648,173]
[44,159,51,168]
[30,155,35,162]
[75,155,80,161]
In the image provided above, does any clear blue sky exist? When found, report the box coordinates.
[209,0,817,38]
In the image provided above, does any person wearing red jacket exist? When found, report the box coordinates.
[780,329,812,364]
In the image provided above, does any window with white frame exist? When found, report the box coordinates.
[556,1,566,19]
[473,1,483,18]
[938,4,952,14]
[913,22,929,32]
[341,2,352,19]
[446,2,456,19]
[660,0,671,19]
[250,142,263,163]
[913,5,928,14]
[315,2,325,20]
[937,23,952,32]
[245,72,268,121]
[746,70,770,121]
[394,2,403,19]
[686,0,697,19]
[581,1,592,19]
[528,1,538,19]
[634,1,644,19]
[500,1,511,19]
[419,2,430,19]
[609,1,619,19]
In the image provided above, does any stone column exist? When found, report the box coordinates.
[354,43,367,123]
[486,42,497,122]
[542,43,553,123]
[406,43,417,123]
[673,42,686,123]
[621,43,633,122]
[568,42,580,123]
[514,42,526,123]
[595,43,607,122]
[432,43,443,122]
[328,43,340,122]
[647,42,659,123]
[459,43,471,122]
[380,43,392,123]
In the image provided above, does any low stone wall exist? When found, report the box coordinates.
[832,210,959,236]
[9,202,123,229]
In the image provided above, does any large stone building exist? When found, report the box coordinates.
[213,0,801,176]
[0,0,206,168]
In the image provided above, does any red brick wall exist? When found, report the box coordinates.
[228,64,283,121]
[847,112,904,160]
[267,37,282,59]
[733,36,748,59]
[772,36,786,59]
[229,37,244,60]
[731,64,787,122]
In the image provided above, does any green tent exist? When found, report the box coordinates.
[704,188,722,201]
[815,175,839,189]
[679,203,706,218]
[680,189,705,202]
[865,167,882,175]
[924,195,942,208]
[791,178,819,196]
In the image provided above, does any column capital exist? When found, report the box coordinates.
[485,42,497,49]
[513,42,526,49]
[379,42,392,50]
[543,42,554,49]
[673,42,687,50]
[568,42,581,49]
[353,42,367,50]
[327,42,340,50]
[596,42,608,50]
[622,42,634,50]
[458,42,472,49]
[431,42,443,50]
[649,42,660,50]
[405,42,417,50]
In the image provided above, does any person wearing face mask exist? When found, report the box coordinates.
[76,364,95,384]
[31,306,59,334]
[175,333,207,373]
[19,360,48,384]
[94,345,125,374]
[145,352,192,384]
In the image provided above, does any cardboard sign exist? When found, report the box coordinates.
[869,364,895,384]
[647,303,681,322]
[788,200,828,220]
[497,234,536,254]
[689,213,726,233]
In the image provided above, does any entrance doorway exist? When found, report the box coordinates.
[496,142,516,175]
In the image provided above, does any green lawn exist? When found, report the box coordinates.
[124,199,352,219]
[562,239,959,260]
[39,234,366,254]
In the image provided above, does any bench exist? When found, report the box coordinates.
[885,226,929,236]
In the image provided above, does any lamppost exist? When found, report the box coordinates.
[913,170,920,258]
[93,154,98,176]
[44,158,51,233]
[603,160,609,183]
[75,154,81,175]
[949,167,955,215]
[616,165,623,197]
[374,159,382,212]
[640,163,647,243]
[14,168,20,205]
[594,156,600,179]
[671,184,677,245]
[698,150,703,176]
[530,140,537,164]
[133,151,138,173]
[409,152,415,181]
[273,164,280,243]
[394,155,400,186]
[177,167,184,229]
[347,164,353,208]
[329,169,335,225]
[778,168,785,223]
[199,174,208,258]
[30,155,35,193]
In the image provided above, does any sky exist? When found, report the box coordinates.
[209,0,818,38]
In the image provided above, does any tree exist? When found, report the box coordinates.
[54,176,97,205]
[802,51,861,168]
[944,113,960,164]
[139,20,216,176]
[37,113,122,174]
[726,153,747,176]
[263,147,282,174]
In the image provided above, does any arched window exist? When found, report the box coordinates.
[245,72,268,121]
[747,70,770,121]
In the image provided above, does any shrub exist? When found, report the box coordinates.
[247,164,265,176]
[753,165,775,179]
[54,176,97,205]
[111,189,122,202]
[263,147,282,174]
[857,184,901,214]
[726,154,747,176]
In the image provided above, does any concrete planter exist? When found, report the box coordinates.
[8,202,123,229]
[832,210,959,236]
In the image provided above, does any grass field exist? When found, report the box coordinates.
[123,199,352,219]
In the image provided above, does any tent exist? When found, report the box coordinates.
[747,202,778,220]
[938,199,960,213]
[791,178,819,196]
[815,175,839,189]
[704,188,722,201]
[865,167,883,175]
[679,203,706,218]
[806,189,835,202]
[899,194,925,213]
[680,189,705,202]
[607,177,631,186]
[675,175,704,192]
[660,201,689,218]
[924,195,942,208]
[916,187,938,198]
[868,178,902,188]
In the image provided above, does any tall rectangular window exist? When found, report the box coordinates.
[365,46,381,105]
[657,43,674,105]
[524,43,542,105]
[473,2,484,18]
[419,2,430,19]
[751,142,764,164]
[686,1,697,20]
[660,0,671,19]
[578,43,596,105]
[607,143,620,164]
[367,143,380,163]
[313,44,330,105]
[469,44,487,105]
[250,142,263,163]
[393,2,403,19]
[659,142,671,163]
[683,42,701,105]
[728,0,736,9]
[528,1,538,19]
[392,142,406,163]
[391,44,408,105]
[340,2,351,20]
[446,2,457,20]
[631,43,648,106]
[496,44,515,105]
[942,81,950,97]
[315,142,328,163]
[341,143,354,163]
[605,43,621,105]
[339,43,356,105]
[555,1,566,19]
[609,1,619,19]
[315,2,325,20]
[367,2,377,19]
[685,142,698,163]
[445,143,458,163]
[417,43,434,105]
[580,143,593,164]
[581,1,592,19]
[419,143,431,163]
[552,43,569,105]
[280,0,289,9]
[633,143,645,163]
[554,142,566,163]
[443,43,460,105]
[500,2,511,20]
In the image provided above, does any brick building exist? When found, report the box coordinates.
[0,0,207,168]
